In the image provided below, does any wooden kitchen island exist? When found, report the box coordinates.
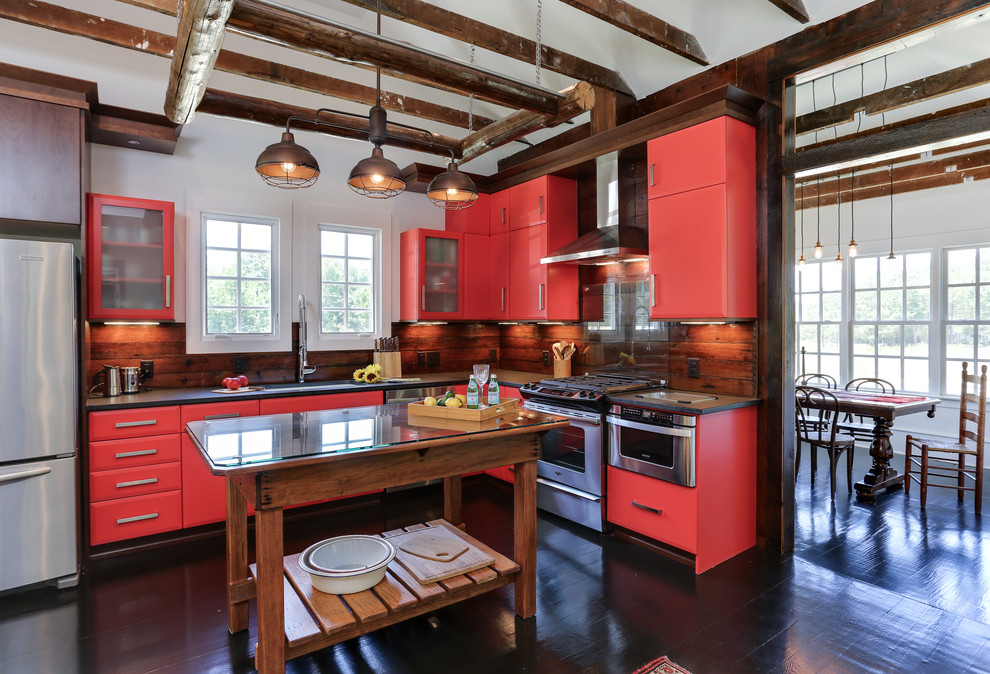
[185,403,567,674]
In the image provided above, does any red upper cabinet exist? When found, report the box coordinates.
[445,193,490,235]
[647,116,752,199]
[489,233,509,321]
[508,224,579,321]
[647,116,756,320]
[87,193,175,321]
[507,175,575,231]
[463,233,492,321]
[489,190,510,234]
[400,229,465,321]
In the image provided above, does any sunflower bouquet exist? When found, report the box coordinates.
[353,363,383,384]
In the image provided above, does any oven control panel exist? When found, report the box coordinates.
[609,404,696,428]
[519,382,604,403]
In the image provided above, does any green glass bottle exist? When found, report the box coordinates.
[487,374,500,406]
[466,374,480,409]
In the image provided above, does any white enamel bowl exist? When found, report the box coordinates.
[298,535,396,595]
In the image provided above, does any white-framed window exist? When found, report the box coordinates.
[943,245,990,395]
[318,224,380,336]
[202,214,277,335]
[851,252,932,393]
[795,260,843,380]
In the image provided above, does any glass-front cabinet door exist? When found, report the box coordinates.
[86,193,175,320]
[399,228,464,320]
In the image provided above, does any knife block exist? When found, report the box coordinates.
[553,359,571,378]
[374,351,402,379]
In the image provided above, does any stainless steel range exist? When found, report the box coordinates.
[520,374,664,531]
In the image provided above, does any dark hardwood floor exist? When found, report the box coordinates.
[2,453,988,674]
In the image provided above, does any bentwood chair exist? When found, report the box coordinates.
[794,374,838,483]
[795,386,856,500]
[837,377,896,443]
[905,362,987,514]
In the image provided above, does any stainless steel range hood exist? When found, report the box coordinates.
[541,152,649,265]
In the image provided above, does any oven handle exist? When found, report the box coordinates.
[536,477,602,502]
[607,415,693,437]
[525,406,600,425]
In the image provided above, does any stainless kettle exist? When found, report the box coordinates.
[93,365,122,397]
[121,366,142,394]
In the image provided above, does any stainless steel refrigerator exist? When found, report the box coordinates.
[0,239,79,592]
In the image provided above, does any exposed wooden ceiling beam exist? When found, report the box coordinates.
[765,0,810,24]
[496,123,592,173]
[796,56,990,136]
[0,0,492,130]
[460,82,594,164]
[227,0,565,115]
[557,0,708,65]
[197,88,460,157]
[784,98,990,175]
[166,0,235,124]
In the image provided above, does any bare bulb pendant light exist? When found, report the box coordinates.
[814,177,823,258]
[887,162,896,260]
[848,166,858,258]
[797,183,806,268]
[834,171,843,266]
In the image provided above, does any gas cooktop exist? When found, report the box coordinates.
[519,374,666,409]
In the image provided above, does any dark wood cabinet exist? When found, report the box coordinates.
[0,94,85,225]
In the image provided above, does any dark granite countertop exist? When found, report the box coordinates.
[85,369,545,411]
[606,389,760,415]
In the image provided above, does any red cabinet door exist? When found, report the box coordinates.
[489,190,509,234]
[400,229,464,320]
[463,233,491,320]
[508,177,548,230]
[89,406,181,442]
[507,225,548,319]
[607,466,698,553]
[445,192,490,235]
[489,232,508,320]
[647,117,729,199]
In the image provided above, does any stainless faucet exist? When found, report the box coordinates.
[298,294,317,382]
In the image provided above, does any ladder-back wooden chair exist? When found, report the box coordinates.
[795,386,856,500]
[794,373,838,484]
[905,362,986,514]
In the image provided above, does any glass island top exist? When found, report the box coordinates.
[185,404,563,471]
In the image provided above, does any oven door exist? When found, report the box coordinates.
[607,415,696,487]
[523,401,603,496]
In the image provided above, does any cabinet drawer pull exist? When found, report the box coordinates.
[538,195,543,215]
[649,163,655,186]
[500,287,506,312]
[205,412,240,420]
[538,284,544,311]
[650,274,657,308]
[116,512,159,525]
[115,477,158,489]
[631,501,662,515]
[165,275,172,308]
[501,207,506,225]
[115,448,157,459]
[421,285,426,311]
[115,419,158,429]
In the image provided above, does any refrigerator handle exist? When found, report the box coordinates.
[0,467,52,484]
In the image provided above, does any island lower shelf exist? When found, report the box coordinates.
[248,519,520,660]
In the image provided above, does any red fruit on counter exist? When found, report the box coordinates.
[237,375,249,386]
[226,379,241,390]
[221,377,232,387]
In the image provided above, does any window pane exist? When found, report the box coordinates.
[903,359,928,393]
[348,234,374,259]
[821,263,842,291]
[241,223,271,251]
[905,253,930,286]
[322,310,345,332]
[821,292,841,321]
[877,358,901,390]
[945,361,967,396]
[206,249,237,277]
[853,356,875,379]
[980,247,990,281]
[322,231,346,254]
[904,325,928,357]
[853,325,875,355]
[947,286,976,321]
[205,220,238,248]
[947,248,975,284]
[207,308,236,333]
[348,285,371,310]
[801,294,820,322]
[320,225,378,335]
[348,259,372,284]
[855,256,877,289]
[879,257,903,287]
[880,289,903,321]
[877,325,900,356]
[241,252,270,279]
[240,309,271,333]
[348,311,372,332]
[946,325,975,358]
[240,280,270,307]
[820,324,840,353]
[819,355,840,380]
[803,265,820,292]
[855,290,877,321]
[980,285,990,320]
[905,288,929,321]
[322,257,345,283]
[207,279,236,306]
[799,324,818,352]
[323,283,345,309]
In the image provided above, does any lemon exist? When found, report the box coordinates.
[423,396,437,406]
[455,394,467,404]
[444,397,463,408]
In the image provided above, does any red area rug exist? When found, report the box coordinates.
[633,655,692,674]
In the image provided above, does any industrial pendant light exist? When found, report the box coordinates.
[797,183,806,269]
[834,171,843,266]
[255,127,320,189]
[814,178,823,258]
[427,160,479,209]
[848,167,858,258]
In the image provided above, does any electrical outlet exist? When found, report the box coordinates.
[417,351,426,366]
[687,358,701,378]
[233,356,247,373]
[427,350,440,366]
[140,359,154,380]
[542,350,550,367]
[489,348,498,361]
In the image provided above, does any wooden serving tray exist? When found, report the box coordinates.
[407,396,518,422]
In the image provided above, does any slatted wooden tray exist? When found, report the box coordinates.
[249,519,520,660]
[408,396,518,422]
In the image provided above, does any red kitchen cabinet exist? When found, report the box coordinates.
[606,405,756,573]
[490,190,510,234]
[508,225,579,320]
[400,229,465,320]
[90,491,182,546]
[86,193,175,321]
[445,192,490,235]
[463,233,492,320]
[180,400,259,528]
[89,406,181,442]
[489,233,509,320]
[258,390,382,414]
[646,116,753,199]
[508,175,575,231]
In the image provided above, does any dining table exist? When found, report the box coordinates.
[816,389,941,499]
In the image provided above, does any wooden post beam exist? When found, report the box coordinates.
[557,0,708,65]
[459,82,595,164]
[227,0,566,115]
[166,0,235,124]
[765,0,810,23]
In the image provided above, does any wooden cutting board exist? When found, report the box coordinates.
[389,526,495,584]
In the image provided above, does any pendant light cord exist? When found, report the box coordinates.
[888,162,896,258]
[836,171,842,260]
[850,166,855,240]
[535,0,543,86]
[376,0,382,107]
